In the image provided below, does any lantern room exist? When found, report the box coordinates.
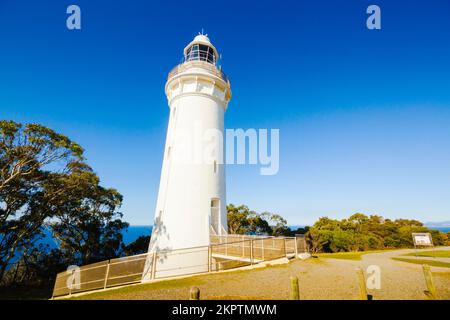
[183,34,219,65]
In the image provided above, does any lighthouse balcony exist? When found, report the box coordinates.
[168,60,229,84]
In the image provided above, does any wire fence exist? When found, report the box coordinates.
[52,235,305,298]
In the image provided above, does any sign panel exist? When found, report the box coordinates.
[412,233,433,246]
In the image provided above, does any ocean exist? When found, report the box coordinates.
[427,227,450,233]
[22,225,450,248]
[122,225,152,244]
[13,224,450,251]
[4,225,449,266]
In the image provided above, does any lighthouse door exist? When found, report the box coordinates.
[210,199,220,235]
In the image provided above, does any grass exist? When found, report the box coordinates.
[67,262,288,300]
[67,275,206,300]
[66,258,321,300]
[315,249,396,261]
[392,257,450,268]
[402,250,450,258]
[315,252,366,260]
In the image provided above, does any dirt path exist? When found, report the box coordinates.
[357,248,450,299]
[75,247,450,300]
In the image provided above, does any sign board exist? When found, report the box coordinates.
[412,233,433,246]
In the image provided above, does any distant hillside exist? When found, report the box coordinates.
[425,221,450,228]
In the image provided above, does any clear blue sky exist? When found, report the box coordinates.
[1,0,449,225]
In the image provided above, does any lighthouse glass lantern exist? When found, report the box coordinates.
[185,43,216,64]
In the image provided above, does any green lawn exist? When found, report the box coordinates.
[65,275,206,300]
[315,249,395,261]
[65,259,321,300]
[315,252,366,260]
[392,257,450,268]
[402,250,450,258]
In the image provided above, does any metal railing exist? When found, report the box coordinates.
[167,60,229,84]
[52,255,148,298]
[52,235,303,298]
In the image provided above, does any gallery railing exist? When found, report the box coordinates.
[167,60,230,84]
[52,235,302,298]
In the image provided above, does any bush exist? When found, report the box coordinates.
[306,213,449,253]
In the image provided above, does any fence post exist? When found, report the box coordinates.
[151,252,157,280]
[261,239,264,261]
[294,237,298,257]
[103,260,110,289]
[290,276,300,300]
[250,240,254,265]
[422,264,438,300]
[208,246,212,272]
[190,287,200,300]
[68,269,74,296]
[356,267,369,300]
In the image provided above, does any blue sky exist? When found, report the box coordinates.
[0,0,449,225]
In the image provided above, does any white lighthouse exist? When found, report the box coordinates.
[143,34,231,279]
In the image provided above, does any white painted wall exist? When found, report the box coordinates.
[143,35,231,280]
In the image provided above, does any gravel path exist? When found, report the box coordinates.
[76,247,450,300]
[357,247,450,299]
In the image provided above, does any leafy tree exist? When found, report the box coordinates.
[0,120,127,286]
[261,212,289,236]
[227,204,288,236]
[0,121,83,282]
[283,226,309,237]
[305,213,450,253]
[48,162,127,266]
[124,236,151,256]
[226,204,256,234]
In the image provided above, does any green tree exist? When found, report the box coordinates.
[0,120,127,285]
[305,213,449,253]
[260,212,289,236]
[226,204,288,236]
[0,121,83,282]
[124,236,151,256]
[226,204,255,234]
[48,162,127,265]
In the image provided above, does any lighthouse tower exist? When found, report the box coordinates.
[143,34,231,279]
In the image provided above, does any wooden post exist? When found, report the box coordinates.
[356,267,368,300]
[422,264,438,300]
[190,287,200,300]
[290,276,300,300]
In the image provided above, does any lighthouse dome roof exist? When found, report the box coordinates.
[183,34,219,65]
[193,34,211,44]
